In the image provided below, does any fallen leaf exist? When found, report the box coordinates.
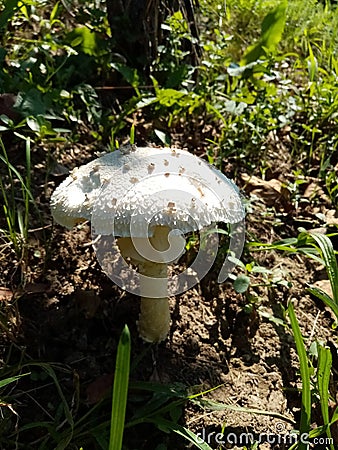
[303,181,330,204]
[325,209,338,226]
[313,280,333,298]
[86,373,114,404]
[241,174,290,208]
[303,182,321,199]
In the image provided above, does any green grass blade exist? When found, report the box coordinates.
[331,405,338,424]
[109,325,131,450]
[288,302,311,450]
[149,417,213,450]
[308,232,338,304]
[317,343,334,450]
[306,286,338,321]
[193,399,295,424]
[24,137,31,240]
[0,372,30,389]
[0,154,35,203]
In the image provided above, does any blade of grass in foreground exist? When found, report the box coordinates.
[306,286,338,321]
[288,302,311,450]
[149,417,213,450]
[317,344,335,450]
[308,232,338,304]
[0,372,30,389]
[109,325,131,450]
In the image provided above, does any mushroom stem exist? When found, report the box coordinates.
[117,226,181,342]
[137,260,170,342]
[138,297,170,342]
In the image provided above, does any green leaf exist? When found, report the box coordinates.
[306,286,338,321]
[66,27,103,56]
[331,405,338,424]
[233,274,250,293]
[0,0,19,30]
[307,232,338,304]
[50,1,60,23]
[317,343,335,450]
[242,0,287,64]
[154,129,171,146]
[15,89,52,117]
[0,373,30,389]
[110,62,140,89]
[288,302,311,450]
[156,89,186,107]
[307,43,318,81]
[194,398,294,424]
[109,325,131,450]
[149,418,213,450]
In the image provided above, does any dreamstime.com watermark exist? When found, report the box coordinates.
[195,426,334,447]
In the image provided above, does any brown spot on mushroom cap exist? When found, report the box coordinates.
[179,167,185,175]
[164,159,169,166]
[164,173,170,178]
[111,198,117,206]
[148,163,155,174]
[167,201,177,214]
[130,177,139,184]
[123,164,131,173]
[197,186,205,197]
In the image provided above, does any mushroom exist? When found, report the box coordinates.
[50,145,244,342]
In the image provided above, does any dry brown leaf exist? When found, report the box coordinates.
[325,209,338,226]
[303,182,321,199]
[241,174,290,207]
[303,181,331,204]
[312,280,333,298]
[0,287,13,301]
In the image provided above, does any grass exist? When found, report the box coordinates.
[0,0,338,448]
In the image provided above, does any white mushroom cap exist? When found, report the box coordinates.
[50,146,244,237]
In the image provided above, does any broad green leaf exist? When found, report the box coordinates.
[242,0,287,64]
[110,62,140,89]
[0,0,19,29]
[233,274,250,293]
[154,129,171,146]
[194,398,294,424]
[66,27,103,56]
